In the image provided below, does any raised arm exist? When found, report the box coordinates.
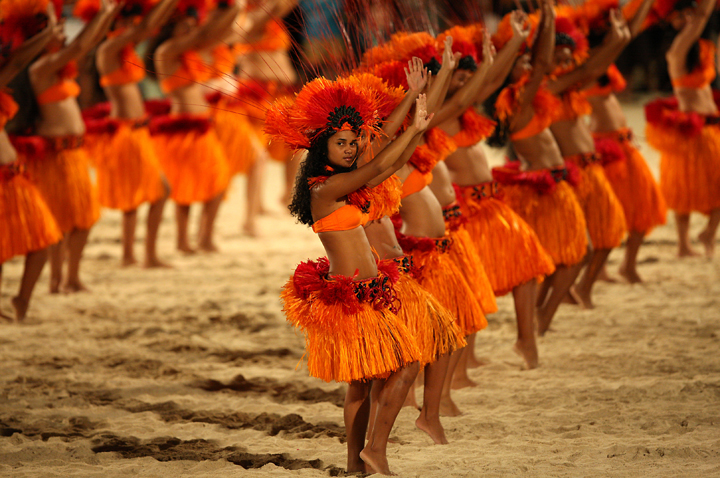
[547,9,630,95]
[426,37,459,115]
[667,0,715,76]
[160,4,241,60]
[366,131,425,188]
[317,95,433,201]
[626,0,655,38]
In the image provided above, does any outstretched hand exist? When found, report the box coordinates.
[413,94,434,131]
[609,9,631,42]
[405,57,429,93]
[442,35,460,69]
[510,10,530,40]
[481,31,496,67]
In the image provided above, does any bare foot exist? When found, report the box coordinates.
[562,292,578,305]
[198,242,219,253]
[178,244,196,254]
[597,266,618,283]
[439,396,462,417]
[11,296,29,322]
[62,281,89,293]
[698,230,715,258]
[121,257,138,267]
[416,414,449,444]
[49,278,61,294]
[451,374,477,390]
[359,448,395,476]
[513,339,538,370]
[0,310,14,322]
[467,355,488,368]
[143,258,173,269]
[242,222,260,238]
[568,285,593,310]
[618,264,642,284]
[678,244,701,257]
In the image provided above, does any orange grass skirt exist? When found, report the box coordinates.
[646,122,720,215]
[0,166,62,263]
[22,144,100,233]
[281,260,421,383]
[501,180,588,267]
[381,257,466,365]
[152,121,230,205]
[446,225,498,315]
[86,124,165,211]
[212,101,260,175]
[565,155,627,249]
[459,185,555,296]
[594,129,667,234]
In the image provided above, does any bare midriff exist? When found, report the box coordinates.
[399,186,447,238]
[512,129,565,170]
[364,217,405,260]
[238,50,297,85]
[36,98,86,137]
[317,227,379,279]
[428,161,458,207]
[550,118,596,157]
[104,83,147,119]
[168,85,209,115]
[674,85,719,115]
[444,145,493,186]
[587,93,627,133]
[0,131,17,165]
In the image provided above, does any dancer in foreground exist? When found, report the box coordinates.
[271,77,432,474]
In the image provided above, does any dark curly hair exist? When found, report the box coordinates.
[458,55,478,72]
[288,131,358,226]
[483,73,514,148]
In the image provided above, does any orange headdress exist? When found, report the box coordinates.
[437,25,480,64]
[367,60,412,90]
[554,11,589,65]
[74,0,159,22]
[265,77,384,150]
[492,10,538,54]
[0,0,59,56]
[345,73,405,120]
[362,32,440,70]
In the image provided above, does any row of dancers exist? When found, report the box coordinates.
[268,0,719,474]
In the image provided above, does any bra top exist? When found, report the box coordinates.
[451,108,497,148]
[551,90,592,123]
[100,45,146,87]
[497,80,560,141]
[401,168,433,198]
[160,51,213,94]
[0,90,19,130]
[511,111,552,141]
[312,204,369,233]
[583,64,627,98]
[671,39,717,89]
[37,61,80,105]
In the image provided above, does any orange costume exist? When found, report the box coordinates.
[16,64,100,233]
[152,51,230,205]
[83,43,165,212]
[587,66,667,234]
[645,39,720,215]
[0,92,62,263]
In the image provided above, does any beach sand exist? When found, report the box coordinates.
[1,100,719,477]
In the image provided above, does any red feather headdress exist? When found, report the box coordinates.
[345,73,404,120]
[362,32,439,67]
[265,77,383,150]
[73,0,159,22]
[492,10,539,54]
[436,25,480,62]
[554,11,589,65]
[367,60,411,90]
[0,0,57,56]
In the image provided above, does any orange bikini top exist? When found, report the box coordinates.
[312,204,369,232]
[496,78,561,141]
[452,108,497,148]
[160,51,214,94]
[37,61,80,105]
[401,168,432,198]
[584,64,627,98]
[233,19,291,56]
[0,90,18,130]
[671,39,717,89]
[100,44,146,87]
[551,90,592,123]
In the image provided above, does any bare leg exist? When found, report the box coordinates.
[361,362,419,475]
[537,262,584,336]
[536,275,551,308]
[416,355,451,444]
[676,212,699,257]
[198,193,223,252]
[366,379,385,438]
[439,348,464,417]
[451,347,477,390]
[175,204,195,253]
[145,194,171,268]
[12,249,48,321]
[401,377,419,409]
[63,228,90,293]
[698,208,720,259]
[466,332,486,368]
[122,209,138,266]
[48,236,66,294]
[345,381,371,474]
[512,279,539,369]
[619,230,645,283]
[243,154,265,235]
[570,248,612,310]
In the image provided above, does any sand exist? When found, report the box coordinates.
[1,99,719,477]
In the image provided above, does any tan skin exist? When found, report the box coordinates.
[96,0,178,268]
[0,8,61,321]
[154,4,240,253]
[665,0,720,258]
[28,0,120,294]
[310,97,430,476]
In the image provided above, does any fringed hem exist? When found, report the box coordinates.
[594,130,667,233]
[212,102,260,175]
[447,226,498,315]
[21,147,100,233]
[647,122,720,215]
[565,157,627,249]
[0,173,62,263]
[153,124,230,205]
[86,125,165,211]
[460,195,555,296]
[501,181,588,266]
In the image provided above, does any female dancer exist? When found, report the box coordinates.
[0,1,62,320]
[87,0,178,267]
[270,77,431,475]
[584,0,666,282]
[646,0,720,258]
[487,0,588,336]
[150,0,238,253]
[16,0,118,293]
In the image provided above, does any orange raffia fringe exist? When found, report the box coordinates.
[446,225,498,315]
[671,40,716,89]
[453,108,497,148]
[584,65,627,98]
[151,115,230,205]
[21,144,100,233]
[0,167,62,263]
[85,123,165,211]
[410,245,488,336]
[646,120,720,215]
[459,189,555,296]
[501,180,588,266]
[594,129,667,234]
[280,273,420,383]
[383,264,467,365]
[564,155,627,249]
[425,127,458,161]
[367,175,403,220]
[210,98,260,175]
[0,90,19,129]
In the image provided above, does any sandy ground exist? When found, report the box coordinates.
[1,99,719,478]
